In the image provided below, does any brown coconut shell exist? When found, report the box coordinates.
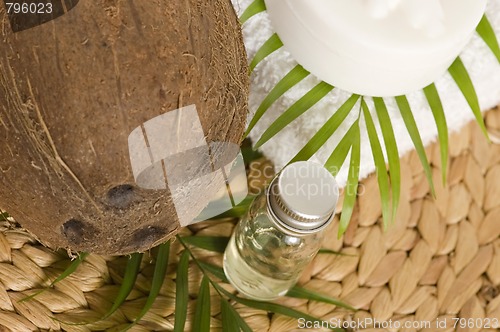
[0,0,248,255]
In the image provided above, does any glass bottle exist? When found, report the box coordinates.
[223,161,339,301]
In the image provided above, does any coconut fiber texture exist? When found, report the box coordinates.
[0,108,499,331]
[0,0,249,255]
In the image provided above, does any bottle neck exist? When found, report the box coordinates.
[265,178,334,236]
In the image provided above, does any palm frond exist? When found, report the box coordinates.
[211,195,255,219]
[103,253,143,320]
[245,65,310,138]
[30,251,131,327]
[239,0,266,25]
[182,236,229,253]
[192,276,211,332]
[318,248,350,256]
[215,284,344,332]
[476,15,500,63]
[396,95,436,197]
[20,252,89,303]
[183,244,353,331]
[50,252,89,286]
[424,84,448,184]
[448,57,489,139]
[338,118,360,237]
[250,33,283,73]
[324,120,357,176]
[240,5,500,234]
[254,82,334,148]
[362,98,391,230]
[290,94,360,163]
[121,241,171,331]
[0,211,9,221]
[198,261,229,283]
[373,97,400,222]
[287,286,356,311]
[173,250,190,332]
[221,298,253,332]
[241,143,264,164]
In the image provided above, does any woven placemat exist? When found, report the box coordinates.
[1,107,500,331]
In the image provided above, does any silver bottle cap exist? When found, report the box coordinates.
[267,161,339,234]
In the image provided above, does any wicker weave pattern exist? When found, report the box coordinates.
[0,108,500,331]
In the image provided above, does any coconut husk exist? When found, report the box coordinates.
[0,0,249,255]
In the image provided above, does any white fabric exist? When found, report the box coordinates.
[232,0,500,186]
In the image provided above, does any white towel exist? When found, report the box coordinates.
[232,0,500,186]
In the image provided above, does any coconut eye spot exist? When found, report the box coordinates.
[107,184,136,209]
[61,218,99,246]
[61,219,85,245]
[131,226,167,247]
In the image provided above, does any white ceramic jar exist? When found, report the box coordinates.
[264,0,487,97]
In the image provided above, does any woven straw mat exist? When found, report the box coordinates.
[1,107,500,332]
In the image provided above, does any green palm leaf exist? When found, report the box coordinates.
[338,120,360,237]
[185,242,352,332]
[121,241,171,332]
[255,82,334,148]
[20,252,89,303]
[192,276,211,332]
[245,65,310,137]
[197,261,353,312]
[221,299,252,332]
[212,195,255,219]
[287,286,356,311]
[448,57,489,139]
[182,236,229,253]
[318,249,347,255]
[239,0,266,25]
[290,94,360,163]
[396,95,436,197]
[324,120,358,176]
[199,261,229,283]
[241,145,264,164]
[49,252,89,287]
[476,15,500,63]
[215,285,344,332]
[424,84,448,184]
[362,99,391,230]
[250,33,283,73]
[174,250,190,332]
[0,211,9,221]
[47,252,141,326]
[103,253,143,320]
[373,97,400,222]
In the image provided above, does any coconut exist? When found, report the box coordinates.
[0,0,248,255]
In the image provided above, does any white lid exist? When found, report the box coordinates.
[268,161,339,233]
